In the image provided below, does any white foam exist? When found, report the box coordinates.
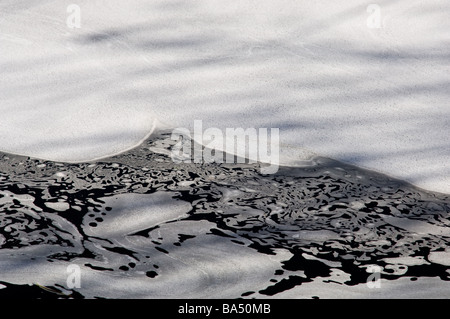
[44,201,70,211]
[84,192,192,238]
[0,0,449,193]
[267,275,450,299]
[428,250,450,266]
[382,216,450,237]
[0,191,294,298]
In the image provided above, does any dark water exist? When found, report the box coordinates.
[0,131,449,298]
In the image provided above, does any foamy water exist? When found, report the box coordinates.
[1,0,450,299]
[0,0,449,193]
[0,131,449,298]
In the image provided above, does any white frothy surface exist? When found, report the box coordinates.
[1,135,450,298]
[0,0,449,194]
[2,190,448,298]
[0,192,294,298]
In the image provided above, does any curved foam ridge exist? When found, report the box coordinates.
[0,0,449,194]
[0,132,449,298]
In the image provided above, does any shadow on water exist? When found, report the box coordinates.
[0,130,449,298]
